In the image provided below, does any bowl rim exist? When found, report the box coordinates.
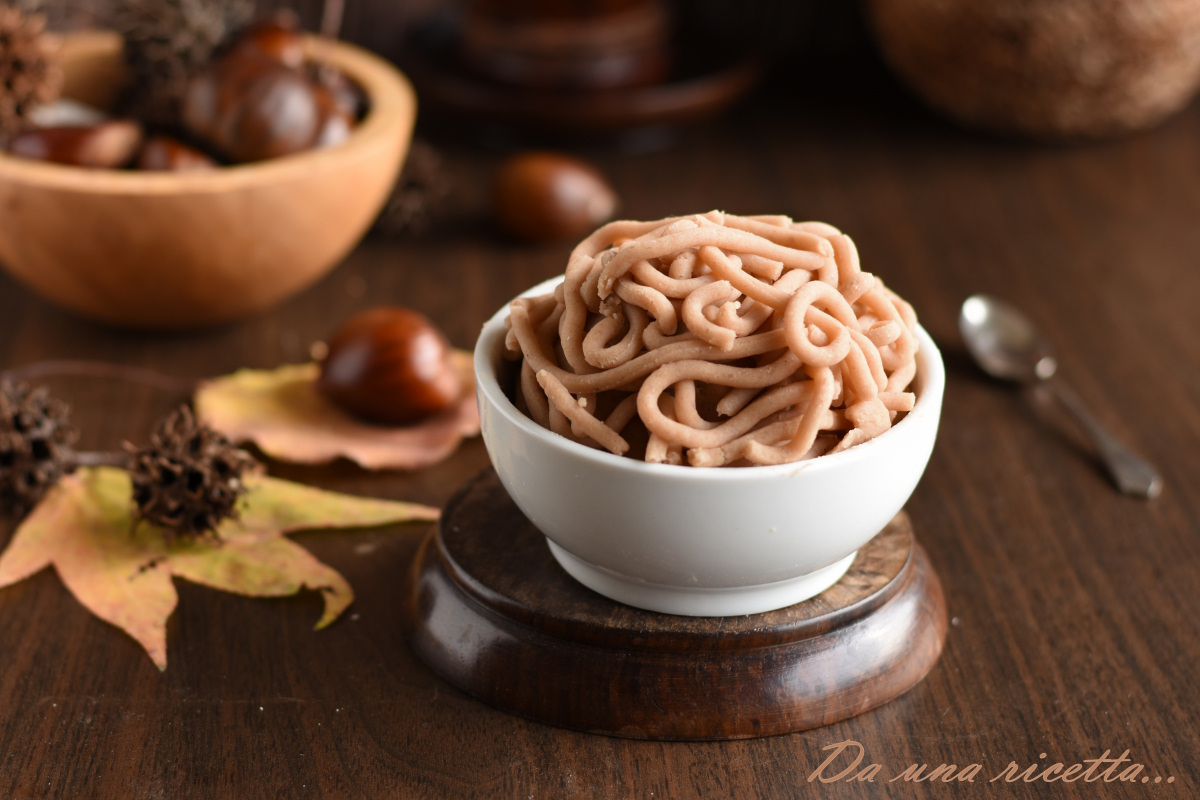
[0,30,417,194]
[475,275,945,482]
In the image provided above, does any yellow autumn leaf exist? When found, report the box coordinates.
[194,353,479,470]
[0,466,439,670]
[169,537,354,630]
[0,468,174,668]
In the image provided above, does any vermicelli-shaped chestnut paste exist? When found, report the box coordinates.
[504,211,920,466]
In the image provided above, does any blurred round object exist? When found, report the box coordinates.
[319,307,462,425]
[183,53,354,163]
[865,0,1200,138]
[402,6,760,139]
[461,0,669,90]
[135,136,217,171]
[227,11,305,68]
[8,120,143,168]
[494,151,617,241]
[27,99,107,128]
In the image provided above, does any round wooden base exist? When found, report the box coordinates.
[405,470,947,741]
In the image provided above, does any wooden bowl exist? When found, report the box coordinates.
[0,32,416,329]
[866,0,1200,139]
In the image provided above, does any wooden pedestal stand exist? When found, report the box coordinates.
[405,470,947,741]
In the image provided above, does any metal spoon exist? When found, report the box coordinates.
[959,294,1162,499]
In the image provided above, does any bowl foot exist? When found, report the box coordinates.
[405,468,947,740]
[546,540,856,616]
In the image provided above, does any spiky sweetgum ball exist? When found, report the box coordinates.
[0,5,62,142]
[127,405,257,539]
[0,382,77,517]
[114,0,253,125]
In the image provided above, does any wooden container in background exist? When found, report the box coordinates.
[0,31,416,329]
[866,0,1200,139]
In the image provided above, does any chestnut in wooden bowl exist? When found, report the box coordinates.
[0,32,416,329]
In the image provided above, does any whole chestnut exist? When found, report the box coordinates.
[493,151,617,242]
[136,136,218,171]
[183,53,356,163]
[228,13,305,69]
[318,307,462,425]
[183,54,319,163]
[7,120,143,168]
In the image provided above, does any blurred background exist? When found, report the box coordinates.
[45,0,869,78]
[41,0,1200,146]
[6,0,1200,331]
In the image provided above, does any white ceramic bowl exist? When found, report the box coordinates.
[474,277,944,616]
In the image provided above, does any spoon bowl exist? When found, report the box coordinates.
[958,294,1161,499]
[959,294,1058,382]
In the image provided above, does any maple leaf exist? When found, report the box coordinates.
[0,466,438,670]
[193,352,479,470]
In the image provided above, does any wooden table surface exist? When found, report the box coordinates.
[1,54,1199,800]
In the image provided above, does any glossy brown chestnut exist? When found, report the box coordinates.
[313,65,369,121]
[184,53,356,163]
[228,13,305,69]
[7,120,143,168]
[493,151,617,241]
[183,54,320,163]
[136,136,218,171]
[318,307,462,425]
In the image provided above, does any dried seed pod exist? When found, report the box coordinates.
[374,139,451,236]
[127,405,258,539]
[0,5,63,142]
[113,0,253,126]
[0,381,77,517]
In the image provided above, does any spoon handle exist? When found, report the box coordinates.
[1048,382,1163,499]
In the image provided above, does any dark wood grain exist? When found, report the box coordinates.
[0,4,1199,797]
[407,470,945,740]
